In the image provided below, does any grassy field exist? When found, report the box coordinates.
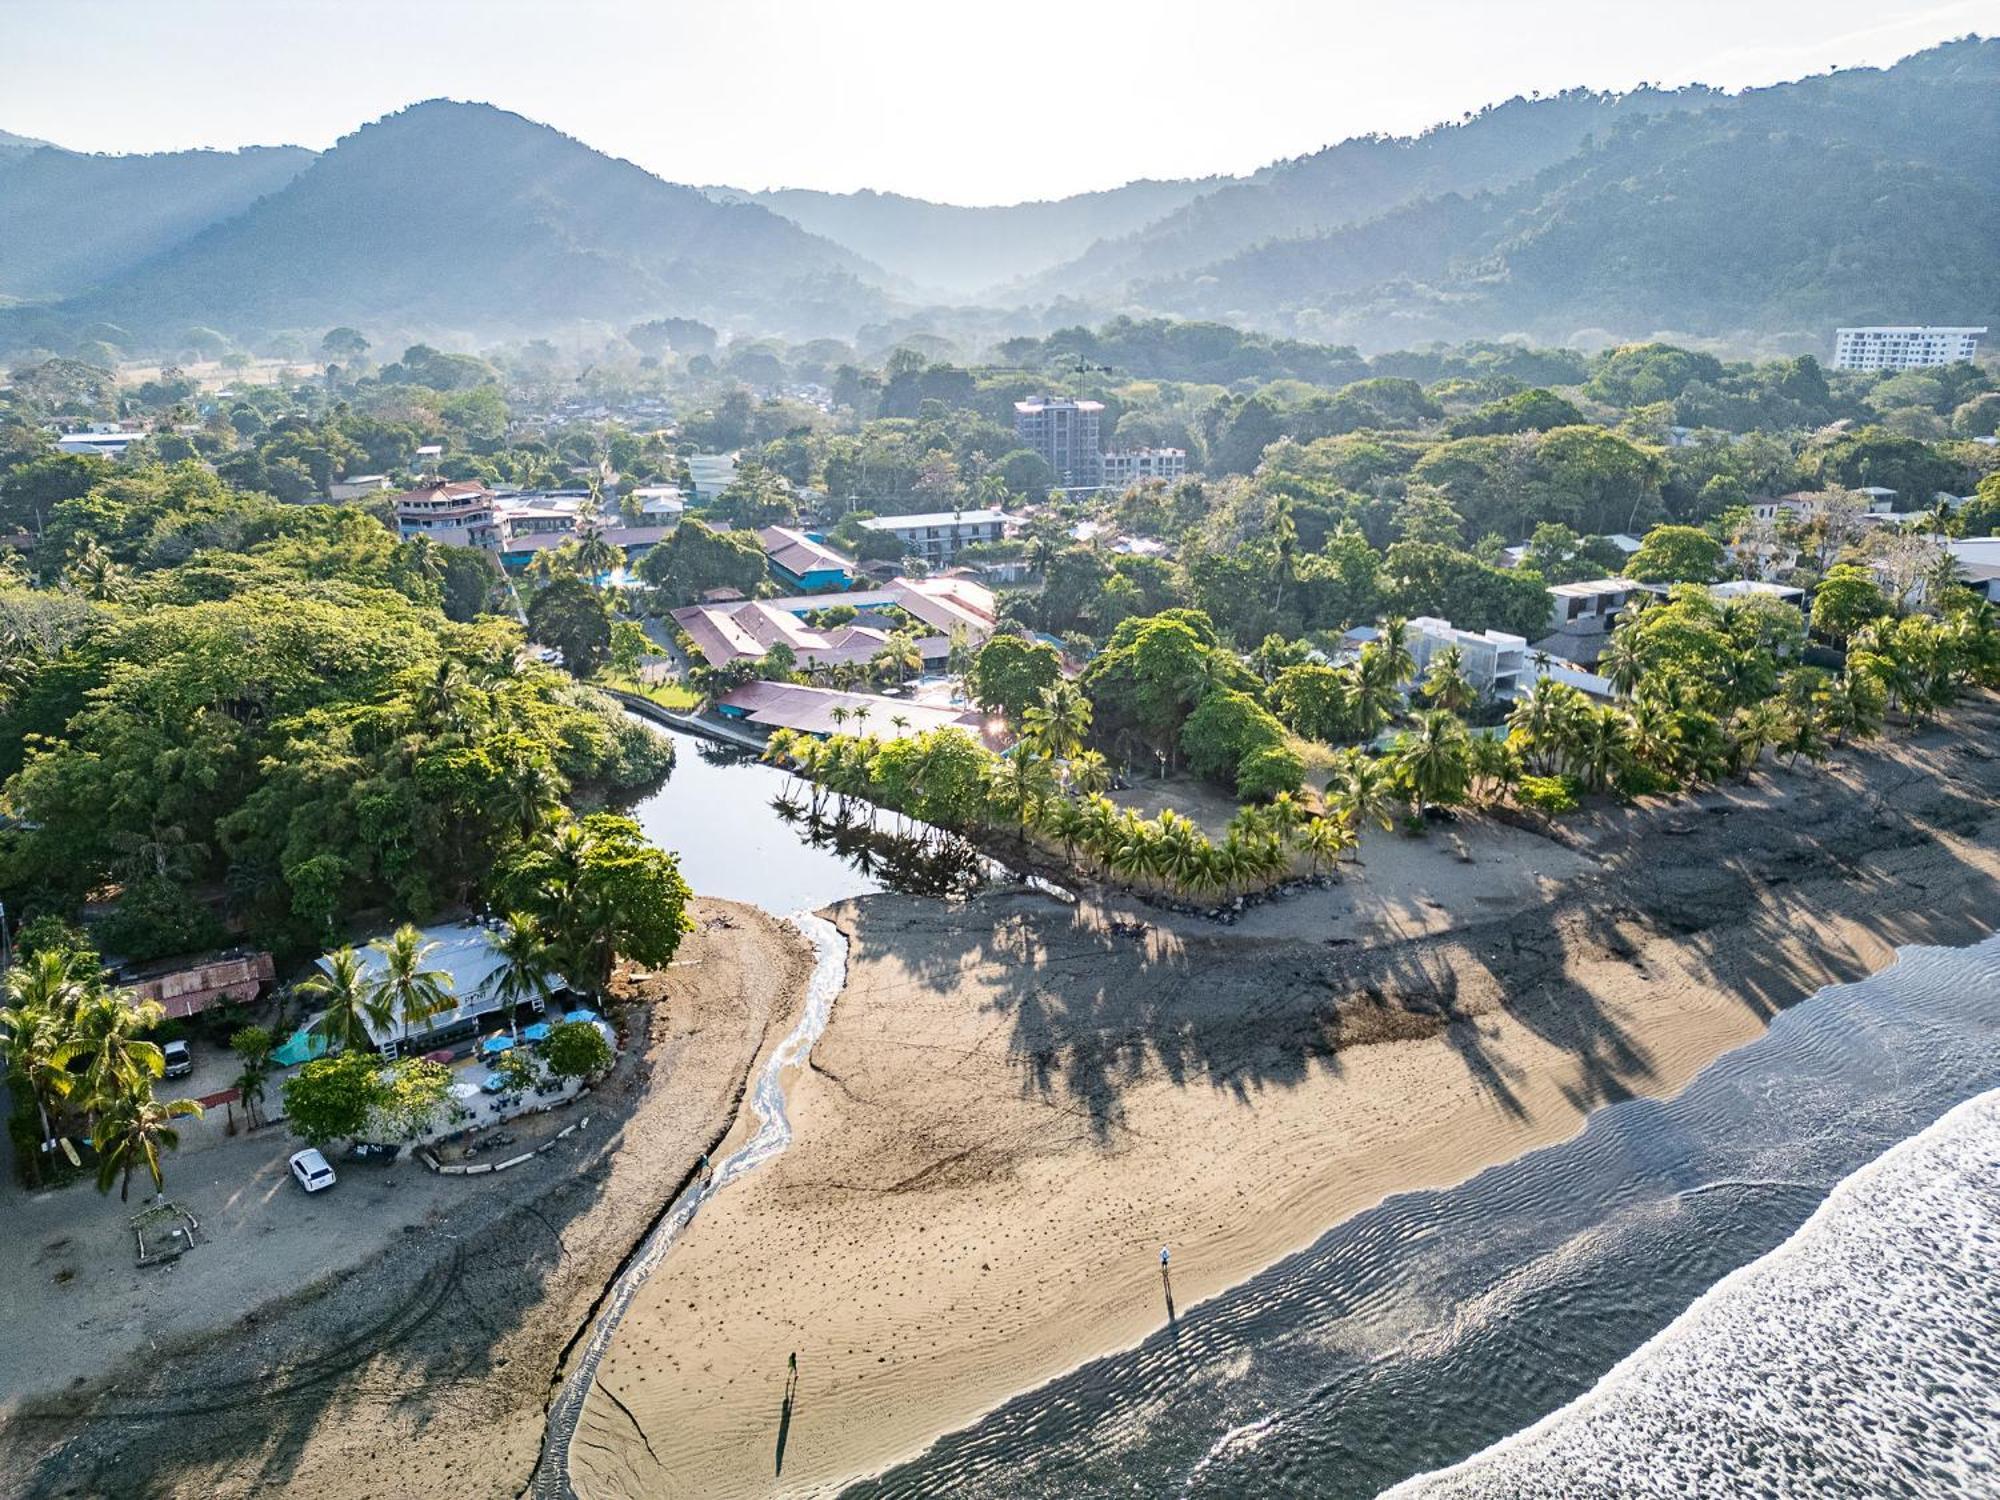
[598,672,702,712]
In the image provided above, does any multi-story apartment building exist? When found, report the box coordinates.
[392,481,500,549]
[1100,447,1188,491]
[1832,326,1985,371]
[1013,397,1104,492]
[858,507,1012,567]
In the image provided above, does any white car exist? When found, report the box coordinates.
[288,1148,337,1193]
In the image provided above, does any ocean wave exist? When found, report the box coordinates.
[1384,1087,2000,1499]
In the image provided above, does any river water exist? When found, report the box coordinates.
[843,935,2000,1499]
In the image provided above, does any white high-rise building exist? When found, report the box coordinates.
[1832,326,1985,372]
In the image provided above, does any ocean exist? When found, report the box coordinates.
[843,934,2000,1498]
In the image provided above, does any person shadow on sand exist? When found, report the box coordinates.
[776,1351,799,1476]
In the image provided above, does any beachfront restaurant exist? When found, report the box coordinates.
[306,920,566,1059]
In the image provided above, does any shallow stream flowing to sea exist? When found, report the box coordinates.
[842,933,2000,1499]
[530,910,849,1498]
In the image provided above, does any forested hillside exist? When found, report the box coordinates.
[0,145,313,301]
[1131,38,2000,346]
[0,101,890,350]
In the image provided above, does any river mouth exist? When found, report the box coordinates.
[531,912,851,1499]
[838,933,2000,1499]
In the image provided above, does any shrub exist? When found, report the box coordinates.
[1236,742,1306,801]
[1614,763,1679,801]
[544,1020,613,1081]
[1515,774,1581,816]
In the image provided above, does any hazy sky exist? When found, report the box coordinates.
[2,0,1994,203]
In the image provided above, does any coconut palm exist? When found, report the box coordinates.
[989,750,1056,833]
[1324,749,1399,835]
[1726,701,1785,777]
[1022,681,1092,762]
[297,946,391,1054]
[1420,646,1478,715]
[60,992,166,1113]
[1598,632,1644,697]
[1067,748,1111,798]
[0,995,80,1179]
[1350,642,1405,737]
[92,1085,203,1202]
[487,913,556,1043]
[368,924,456,1043]
[1396,710,1473,812]
[1296,815,1354,875]
[1466,731,1519,805]
[1574,706,1636,794]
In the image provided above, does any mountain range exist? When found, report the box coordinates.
[0,37,1993,357]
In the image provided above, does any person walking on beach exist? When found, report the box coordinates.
[788,1351,797,1376]
[1160,1245,1170,1269]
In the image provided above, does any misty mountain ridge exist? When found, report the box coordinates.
[0,39,1992,357]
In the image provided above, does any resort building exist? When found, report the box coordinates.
[858,508,1014,567]
[1832,326,1985,372]
[1402,617,1528,700]
[312,921,561,1057]
[672,575,997,674]
[120,951,276,1020]
[714,681,986,742]
[758,525,856,591]
[1013,397,1104,492]
[1100,447,1187,491]
[393,481,501,550]
[628,484,686,519]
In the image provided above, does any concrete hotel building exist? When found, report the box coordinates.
[1101,447,1188,490]
[1832,326,1985,372]
[1013,396,1104,491]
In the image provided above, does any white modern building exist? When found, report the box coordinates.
[1403,617,1527,699]
[1100,447,1188,491]
[1545,578,1642,636]
[1832,326,1985,372]
[858,507,1014,566]
[329,473,393,501]
[55,427,143,459]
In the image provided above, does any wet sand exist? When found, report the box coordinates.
[569,698,2000,1500]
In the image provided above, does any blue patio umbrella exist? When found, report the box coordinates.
[521,1022,553,1044]
[563,1009,602,1027]
[480,1033,514,1057]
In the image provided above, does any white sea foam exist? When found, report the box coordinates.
[1385,1087,2000,1499]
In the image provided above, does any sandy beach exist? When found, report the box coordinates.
[569,696,2000,1499]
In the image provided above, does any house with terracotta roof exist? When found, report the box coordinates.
[671,575,997,674]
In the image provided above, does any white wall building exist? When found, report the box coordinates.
[685,453,738,503]
[1832,326,1985,372]
[1403,617,1527,700]
[1100,448,1188,491]
[858,507,1013,566]
[1546,578,1641,636]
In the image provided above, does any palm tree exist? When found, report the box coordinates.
[989,751,1055,834]
[1466,731,1519,805]
[1598,632,1644,698]
[1726,701,1784,778]
[1574,706,1636,794]
[297,946,390,1054]
[829,705,850,734]
[93,1085,203,1201]
[487,913,556,1044]
[368,924,456,1044]
[1420,646,1478,715]
[60,992,167,1113]
[1021,680,1092,762]
[1296,816,1353,875]
[0,994,80,1180]
[1396,710,1473,813]
[1350,643,1405,738]
[889,713,911,739]
[1068,748,1112,797]
[1324,749,1399,836]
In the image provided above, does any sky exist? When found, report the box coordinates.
[1,0,1995,203]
